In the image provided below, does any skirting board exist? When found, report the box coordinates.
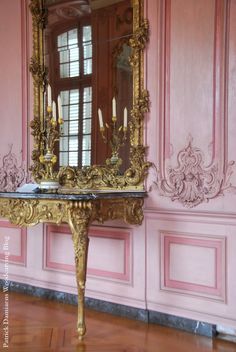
[0,279,216,338]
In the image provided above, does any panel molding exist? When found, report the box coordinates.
[145,208,236,223]
[154,0,236,207]
[0,221,27,265]
[0,0,31,190]
[161,231,226,301]
[44,225,132,282]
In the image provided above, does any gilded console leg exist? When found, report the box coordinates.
[67,201,93,340]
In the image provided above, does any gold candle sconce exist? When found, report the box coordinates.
[98,98,128,168]
[39,84,64,190]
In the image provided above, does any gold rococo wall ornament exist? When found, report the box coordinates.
[29,0,151,191]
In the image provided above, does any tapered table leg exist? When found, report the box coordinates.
[67,201,93,340]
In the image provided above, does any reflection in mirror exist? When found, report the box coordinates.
[113,42,132,171]
[30,0,149,191]
[44,0,133,172]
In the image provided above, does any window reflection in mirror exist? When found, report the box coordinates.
[44,0,133,173]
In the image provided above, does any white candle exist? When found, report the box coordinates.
[124,107,128,128]
[98,108,104,128]
[52,101,57,120]
[47,84,52,108]
[112,97,116,117]
[57,95,63,119]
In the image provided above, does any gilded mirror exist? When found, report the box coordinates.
[29,0,150,191]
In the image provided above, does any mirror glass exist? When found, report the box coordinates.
[44,0,133,173]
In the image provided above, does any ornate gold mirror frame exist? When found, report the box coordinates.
[29,0,150,192]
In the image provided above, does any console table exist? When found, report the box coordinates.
[0,191,146,339]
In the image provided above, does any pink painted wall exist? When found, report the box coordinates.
[0,0,23,157]
[0,0,236,332]
[145,0,236,330]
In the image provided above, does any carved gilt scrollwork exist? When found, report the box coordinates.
[0,199,66,226]
[93,198,144,225]
[0,196,144,228]
[29,0,48,182]
[129,19,149,68]
[157,138,235,208]
[29,0,48,28]
[29,0,151,191]
[66,200,93,339]
[0,194,144,340]
[57,86,151,190]
[29,57,48,86]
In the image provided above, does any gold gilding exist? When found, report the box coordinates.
[29,0,151,191]
[0,196,144,339]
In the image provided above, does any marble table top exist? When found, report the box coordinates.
[0,190,147,201]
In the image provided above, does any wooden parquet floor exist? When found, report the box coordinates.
[0,292,236,352]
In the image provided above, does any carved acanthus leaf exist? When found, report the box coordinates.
[29,56,48,86]
[0,199,67,227]
[129,19,149,67]
[130,90,149,130]
[29,0,48,28]
[93,198,144,225]
[157,140,235,208]
[0,197,144,228]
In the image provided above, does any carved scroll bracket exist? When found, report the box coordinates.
[156,138,236,208]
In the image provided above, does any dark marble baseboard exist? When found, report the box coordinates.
[0,279,216,338]
[149,310,216,338]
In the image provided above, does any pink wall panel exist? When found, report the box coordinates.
[146,215,236,328]
[228,0,236,186]
[0,221,27,265]
[146,0,236,211]
[167,0,215,160]
[162,0,227,164]
[0,0,23,157]
[162,233,225,300]
[87,228,131,281]
[0,0,30,191]
[44,225,132,282]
